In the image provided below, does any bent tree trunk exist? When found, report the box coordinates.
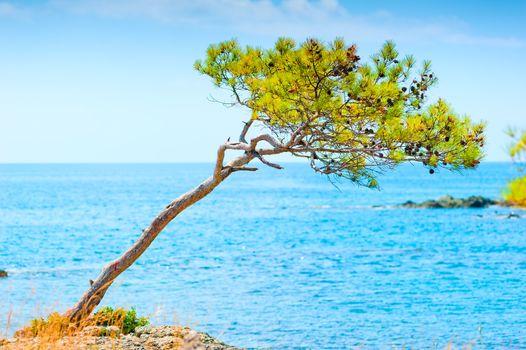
[66,135,279,321]
[65,133,285,323]
[66,173,229,321]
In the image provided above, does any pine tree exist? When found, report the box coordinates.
[66,38,485,322]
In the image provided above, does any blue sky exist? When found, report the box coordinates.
[0,0,525,163]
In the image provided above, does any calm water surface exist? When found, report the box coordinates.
[0,163,525,349]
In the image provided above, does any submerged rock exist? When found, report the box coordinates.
[0,270,7,278]
[400,195,497,209]
[493,212,523,220]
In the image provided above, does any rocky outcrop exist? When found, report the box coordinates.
[0,270,7,278]
[129,325,241,350]
[400,195,497,209]
[0,326,242,350]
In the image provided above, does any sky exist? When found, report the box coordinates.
[0,0,525,163]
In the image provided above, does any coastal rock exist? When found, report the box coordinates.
[80,326,102,336]
[136,325,177,338]
[0,270,7,278]
[400,195,497,209]
[134,325,154,336]
[1,326,242,350]
[80,325,121,337]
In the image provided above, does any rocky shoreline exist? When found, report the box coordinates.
[399,195,499,209]
[0,325,242,350]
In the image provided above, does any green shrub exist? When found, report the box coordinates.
[504,129,526,207]
[93,306,149,334]
[504,176,526,207]
[17,307,149,338]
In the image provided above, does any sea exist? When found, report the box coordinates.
[0,162,525,349]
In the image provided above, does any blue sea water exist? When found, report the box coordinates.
[0,163,525,349]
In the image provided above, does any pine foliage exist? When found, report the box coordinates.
[195,38,485,187]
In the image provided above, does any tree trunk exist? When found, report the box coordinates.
[65,152,252,323]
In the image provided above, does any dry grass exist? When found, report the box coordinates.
[0,307,234,350]
[0,307,142,349]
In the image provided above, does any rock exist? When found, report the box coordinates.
[2,325,241,350]
[181,330,201,349]
[151,326,177,338]
[101,326,121,337]
[0,270,7,278]
[79,325,121,337]
[197,331,239,350]
[507,213,521,219]
[80,325,103,336]
[119,334,142,349]
[463,196,496,208]
[134,325,153,336]
[400,195,497,209]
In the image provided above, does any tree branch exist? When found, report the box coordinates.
[250,134,284,149]
[229,166,258,172]
[214,144,227,180]
[216,133,287,175]
[239,119,253,143]
[224,142,251,151]
[250,150,283,169]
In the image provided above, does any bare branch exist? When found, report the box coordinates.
[232,86,244,105]
[251,150,283,169]
[207,94,237,107]
[239,119,254,143]
[250,134,284,149]
[215,133,288,174]
[214,144,227,180]
[224,142,251,151]
[229,166,258,172]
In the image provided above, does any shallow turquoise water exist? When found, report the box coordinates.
[0,163,525,349]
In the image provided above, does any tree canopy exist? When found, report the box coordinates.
[195,38,485,188]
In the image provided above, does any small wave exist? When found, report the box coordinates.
[474,213,524,220]
[6,264,103,275]
[308,204,394,210]
[357,247,424,254]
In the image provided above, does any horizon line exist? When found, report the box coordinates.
[0,160,516,165]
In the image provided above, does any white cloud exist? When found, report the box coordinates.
[11,0,526,48]
[0,1,15,15]
[0,1,27,18]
